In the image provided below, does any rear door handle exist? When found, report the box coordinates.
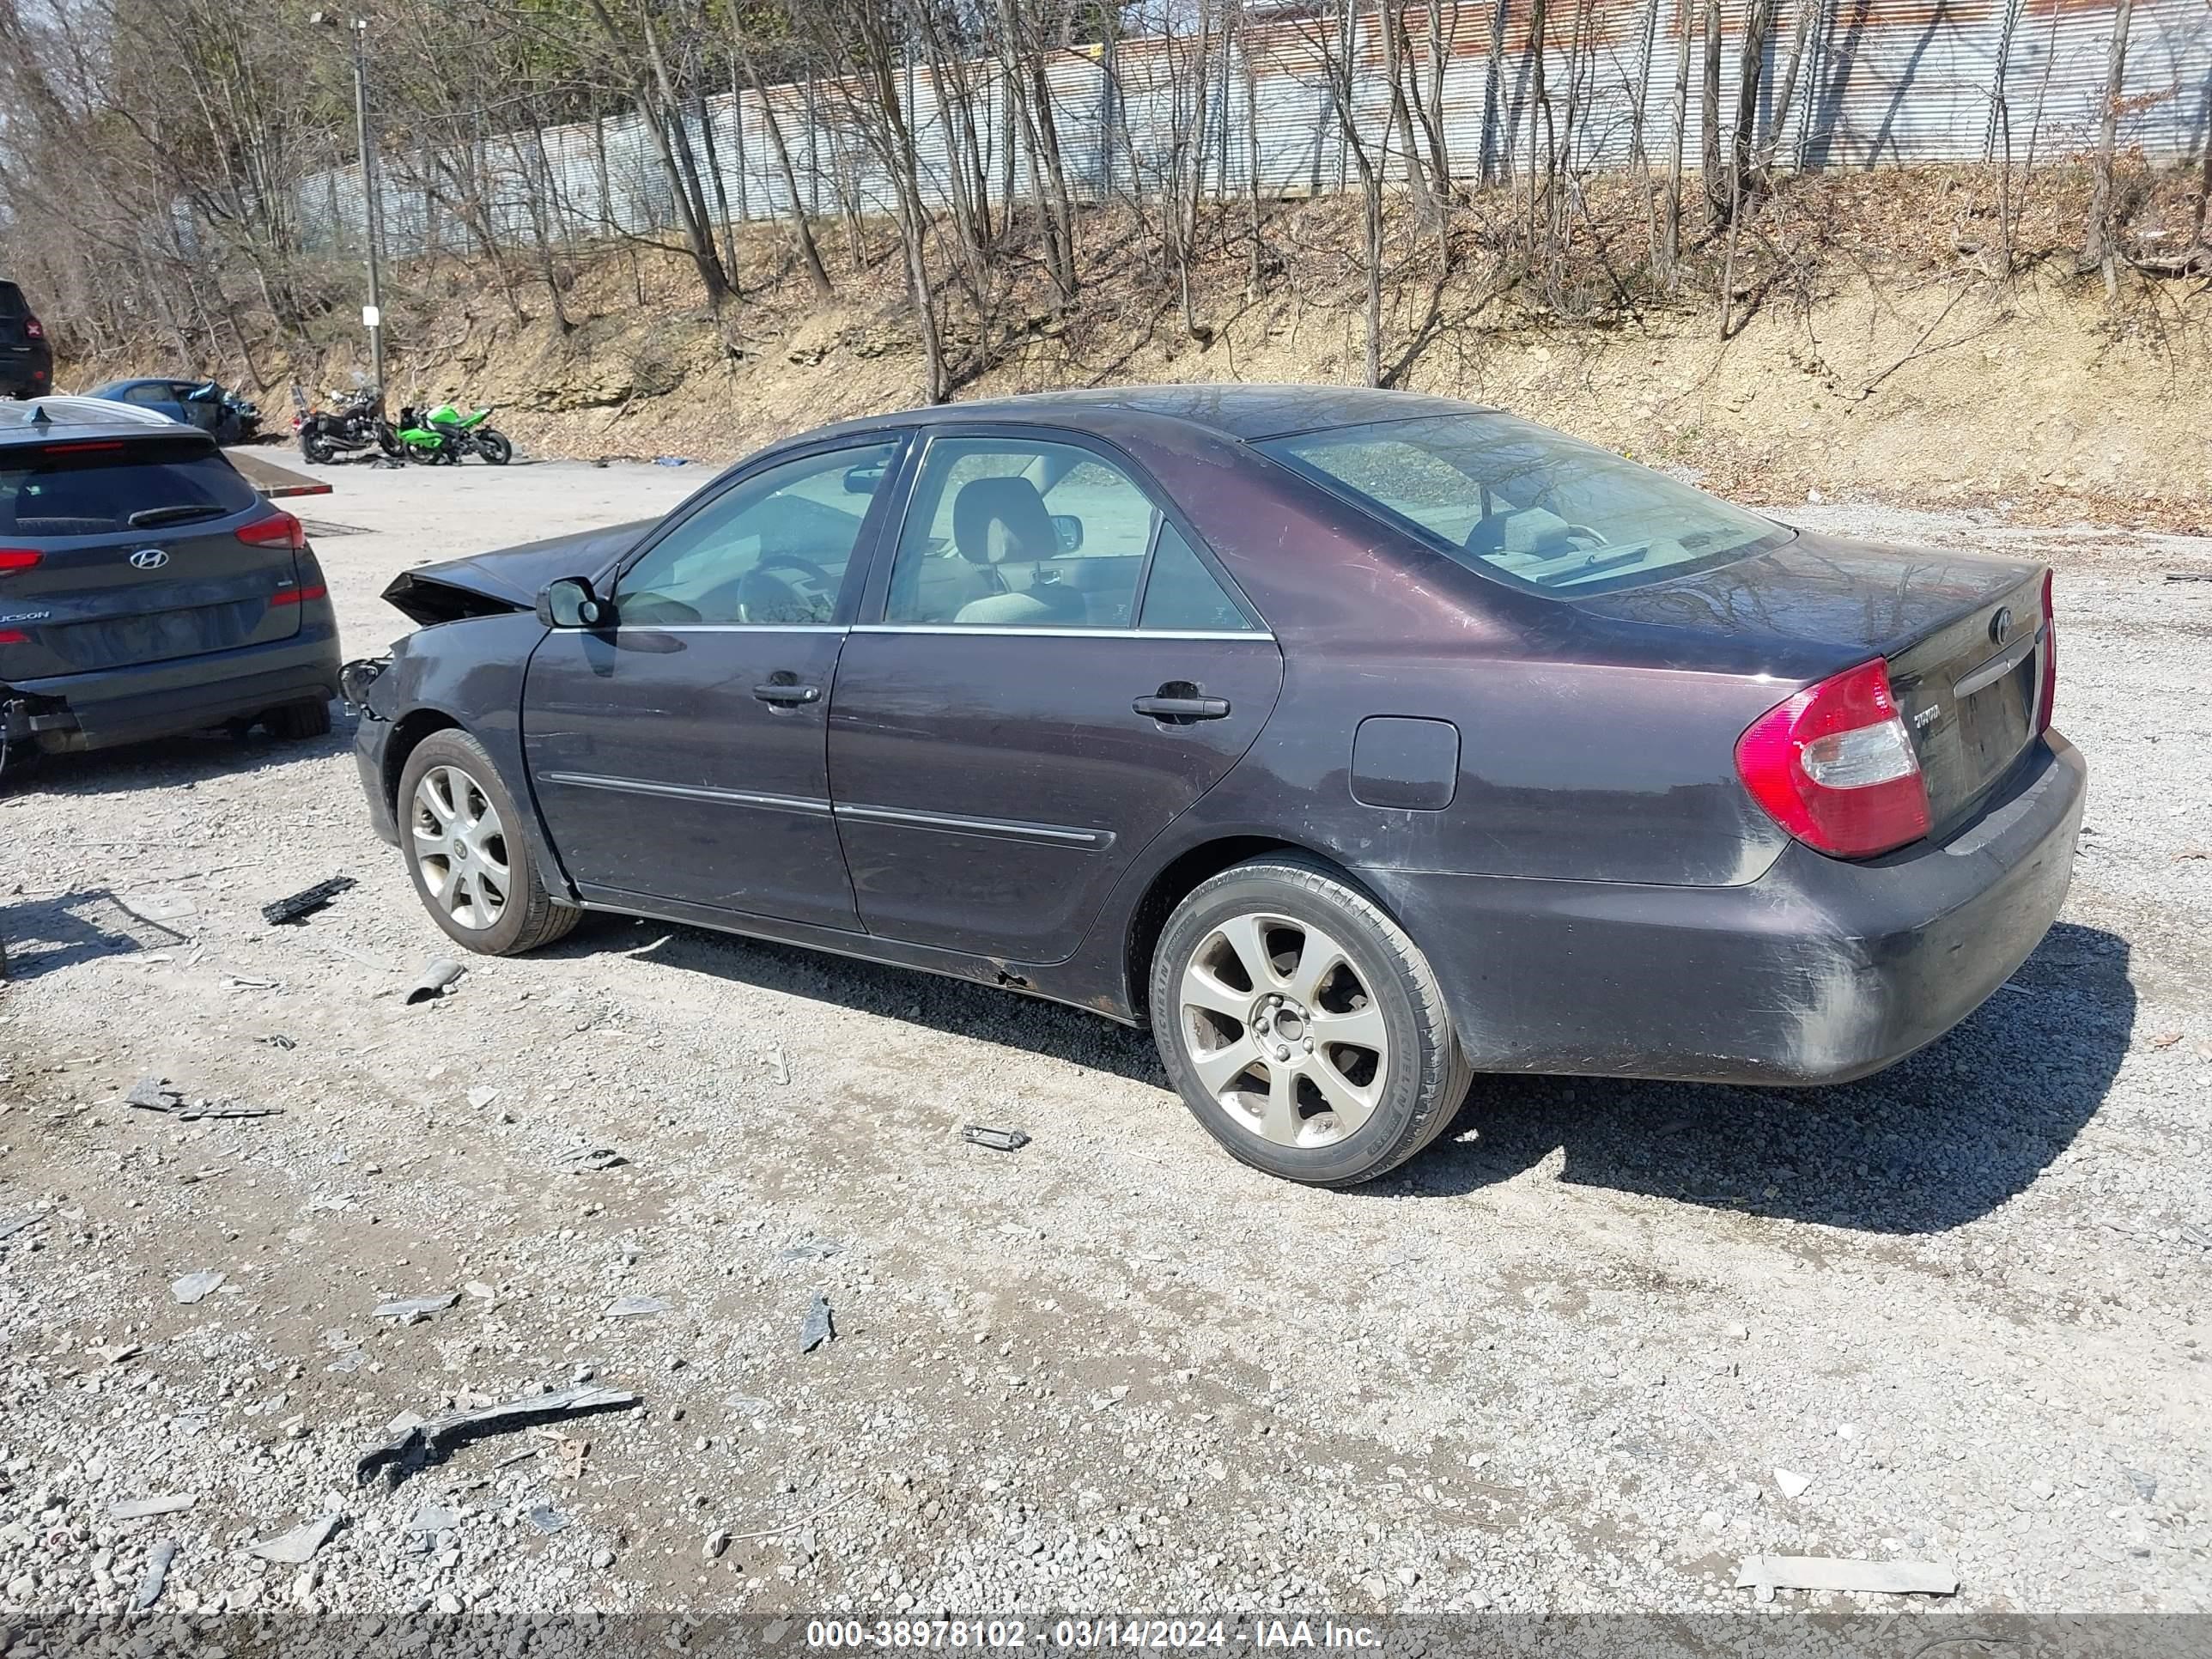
[1133,694,1231,722]
[752,682,822,706]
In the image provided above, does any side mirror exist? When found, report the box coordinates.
[537,577,606,629]
[1050,514,1085,554]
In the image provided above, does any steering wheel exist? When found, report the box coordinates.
[1561,523,1607,548]
[736,554,836,625]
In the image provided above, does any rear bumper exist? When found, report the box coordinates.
[0,347,51,397]
[1360,732,2087,1086]
[1,614,341,751]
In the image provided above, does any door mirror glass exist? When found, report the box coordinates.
[538,577,604,629]
[1050,514,1085,553]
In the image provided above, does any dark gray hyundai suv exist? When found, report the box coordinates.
[0,408,341,777]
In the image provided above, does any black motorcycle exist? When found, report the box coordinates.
[295,385,398,463]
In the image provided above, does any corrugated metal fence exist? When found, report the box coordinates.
[295,0,2212,258]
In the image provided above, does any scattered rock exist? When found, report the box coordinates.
[246,1513,339,1565]
[799,1292,834,1353]
[170,1269,227,1304]
[133,1540,176,1609]
[108,1493,197,1521]
[374,1291,460,1320]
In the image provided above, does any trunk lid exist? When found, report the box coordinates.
[0,431,305,678]
[1573,527,2051,833]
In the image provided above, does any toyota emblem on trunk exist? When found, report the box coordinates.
[1988,605,2013,644]
[129,549,169,570]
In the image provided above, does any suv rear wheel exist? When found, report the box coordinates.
[397,728,578,956]
[1150,855,1472,1188]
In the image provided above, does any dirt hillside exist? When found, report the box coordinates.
[65,172,2212,531]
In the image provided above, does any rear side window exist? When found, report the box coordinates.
[0,283,25,319]
[1259,412,1790,595]
[1138,525,1255,632]
[0,441,259,538]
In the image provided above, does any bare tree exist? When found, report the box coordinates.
[2081,0,2135,276]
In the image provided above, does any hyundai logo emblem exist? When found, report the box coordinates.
[128,549,170,571]
[1988,605,2013,644]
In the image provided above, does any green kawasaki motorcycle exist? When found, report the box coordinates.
[395,403,514,465]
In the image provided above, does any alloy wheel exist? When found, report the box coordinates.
[1177,912,1389,1149]
[410,763,510,931]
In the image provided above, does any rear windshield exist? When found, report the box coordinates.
[0,440,258,538]
[1257,412,1790,595]
[0,282,25,319]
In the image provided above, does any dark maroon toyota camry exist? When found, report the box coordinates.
[344,386,2083,1187]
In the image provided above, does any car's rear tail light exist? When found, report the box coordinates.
[23,315,43,339]
[270,583,327,607]
[0,548,40,575]
[1735,659,1932,859]
[0,629,25,644]
[238,510,306,550]
[2035,569,2057,734]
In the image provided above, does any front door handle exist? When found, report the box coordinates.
[752,681,822,706]
[1133,692,1231,723]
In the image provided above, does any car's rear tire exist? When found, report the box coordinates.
[263,697,331,740]
[397,728,579,957]
[1149,855,1472,1188]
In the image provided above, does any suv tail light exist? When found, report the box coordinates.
[1735,659,1931,859]
[23,315,42,339]
[237,509,306,550]
[0,548,40,575]
[2035,569,2057,733]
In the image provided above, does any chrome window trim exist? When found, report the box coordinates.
[608,623,850,635]
[849,624,1273,642]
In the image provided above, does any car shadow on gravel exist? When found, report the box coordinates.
[0,712,356,799]
[555,915,1173,1085]
[0,887,192,981]
[1403,922,2136,1233]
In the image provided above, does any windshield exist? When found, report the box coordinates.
[1257,412,1790,595]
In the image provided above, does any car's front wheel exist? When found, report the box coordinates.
[397,729,579,957]
[1150,855,1472,1188]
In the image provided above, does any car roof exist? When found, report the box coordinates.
[787,384,1496,450]
[0,398,202,447]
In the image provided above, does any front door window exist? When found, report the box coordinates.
[617,442,898,627]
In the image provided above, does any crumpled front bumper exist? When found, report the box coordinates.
[343,655,401,845]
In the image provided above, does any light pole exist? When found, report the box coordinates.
[312,10,385,398]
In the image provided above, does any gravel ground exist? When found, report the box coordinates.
[0,459,2207,1626]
